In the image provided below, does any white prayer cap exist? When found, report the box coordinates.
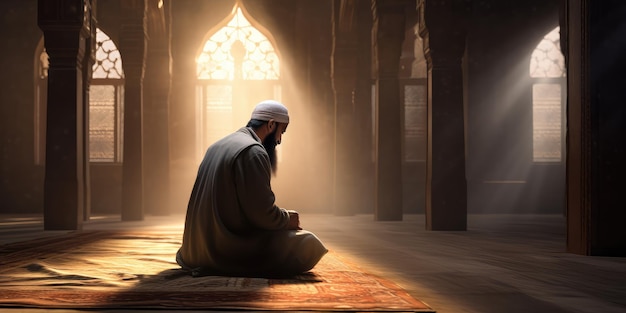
[250,100,290,124]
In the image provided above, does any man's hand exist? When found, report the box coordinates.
[286,210,302,230]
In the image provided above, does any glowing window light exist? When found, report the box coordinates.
[532,83,562,162]
[92,28,124,79]
[530,26,565,163]
[197,7,279,80]
[39,28,124,80]
[530,27,565,78]
[90,28,124,162]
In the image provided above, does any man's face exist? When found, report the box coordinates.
[262,122,287,174]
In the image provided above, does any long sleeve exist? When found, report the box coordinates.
[234,145,289,230]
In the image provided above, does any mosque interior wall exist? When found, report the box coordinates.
[0,0,565,216]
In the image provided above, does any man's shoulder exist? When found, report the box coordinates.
[231,127,262,147]
[212,127,262,154]
[200,129,263,166]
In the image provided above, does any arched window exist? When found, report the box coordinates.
[195,4,282,157]
[196,6,280,80]
[89,29,125,162]
[530,26,566,162]
[35,28,124,164]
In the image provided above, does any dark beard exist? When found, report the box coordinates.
[262,128,278,174]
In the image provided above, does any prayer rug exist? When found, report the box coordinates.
[0,230,433,312]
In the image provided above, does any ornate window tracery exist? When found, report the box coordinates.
[196,7,279,80]
[92,29,124,79]
[530,27,565,78]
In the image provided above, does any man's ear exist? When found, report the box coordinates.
[268,119,275,130]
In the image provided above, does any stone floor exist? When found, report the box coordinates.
[1,213,625,313]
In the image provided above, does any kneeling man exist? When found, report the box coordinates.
[176,100,327,277]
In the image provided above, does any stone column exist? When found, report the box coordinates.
[143,0,171,216]
[38,0,90,230]
[167,0,203,212]
[297,0,335,212]
[82,0,96,220]
[371,0,407,221]
[418,0,468,230]
[354,0,375,213]
[331,0,360,216]
[119,0,148,221]
[566,0,626,256]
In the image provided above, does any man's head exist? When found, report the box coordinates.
[247,100,290,173]
[250,100,289,124]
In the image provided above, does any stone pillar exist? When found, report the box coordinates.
[298,0,335,212]
[38,0,90,230]
[119,0,148,221]
[372,0,407,221]
[331,0,360,215]
[169,39,197,213]
[144,0,171,216]
[82,0,96,220]
[418,0,468,230]
[354,0,375,213]
[566,0,626,256]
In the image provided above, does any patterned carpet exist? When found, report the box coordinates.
[0,230,432,311]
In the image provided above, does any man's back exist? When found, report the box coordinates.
[177,101,327,277]
[178,127,290,274]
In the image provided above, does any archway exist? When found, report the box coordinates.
[195,3,281,159]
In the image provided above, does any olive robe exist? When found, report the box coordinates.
[177,127,327,277]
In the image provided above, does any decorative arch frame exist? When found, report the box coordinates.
[196,1,281,80]
[194,1,284,158]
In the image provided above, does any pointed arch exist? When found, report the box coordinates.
[196,3,281,80]
[194,2,284,158]
[92,28,125,79]
[530,27,566,78]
